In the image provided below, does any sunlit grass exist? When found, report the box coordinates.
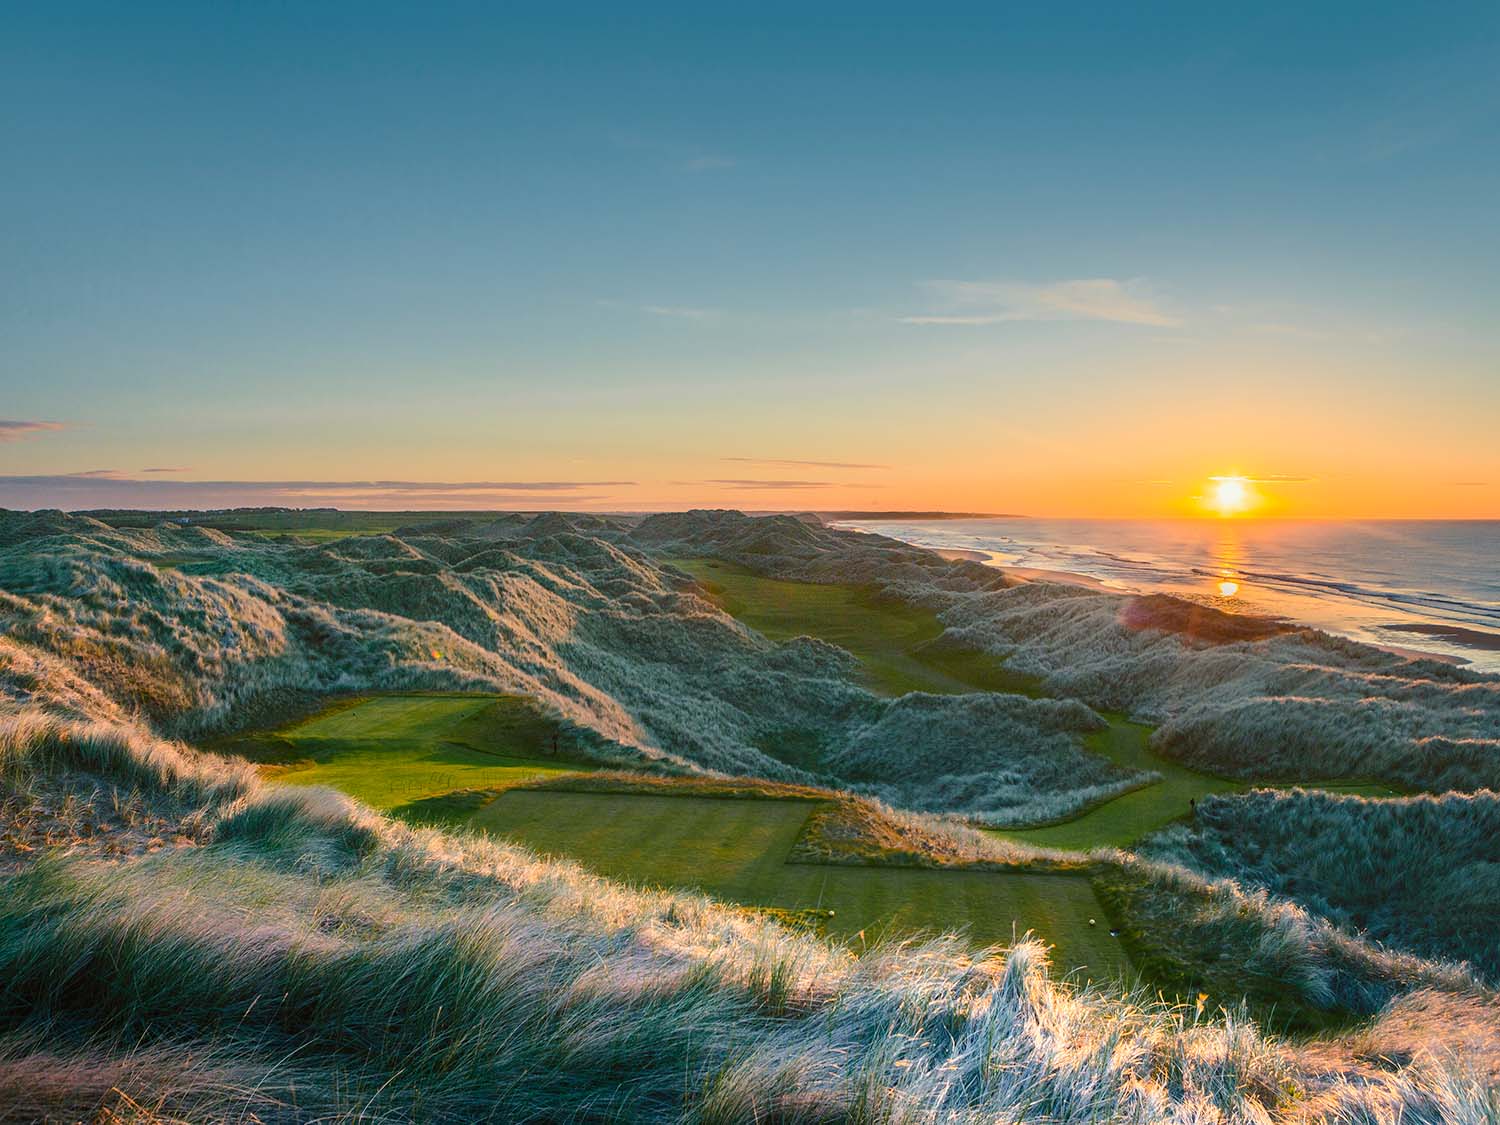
[216,693,588,824]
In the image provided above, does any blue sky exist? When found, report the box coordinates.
[3,3,1498,515]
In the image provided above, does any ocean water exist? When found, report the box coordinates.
[835,518,1500,672]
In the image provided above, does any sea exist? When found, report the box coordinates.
[834,518,1500,673]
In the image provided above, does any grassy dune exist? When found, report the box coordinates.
[1145,787,1500,979]
[217,694,587,824]
[474,789,1129,977]
[4,509,1498,1117]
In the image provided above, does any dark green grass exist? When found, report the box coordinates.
[218,693,587,825]
[473,790,1129,978]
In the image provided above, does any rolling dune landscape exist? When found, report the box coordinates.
[2,507,1498,1119]
[6,3,1499,1119]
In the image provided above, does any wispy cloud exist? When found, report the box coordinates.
[597,299,721,321]
[705,479,836,490]
[721,457,889,470]
[1452,481,1489,487]
[0,475,636,511]
[140,466,189,473]
[900,278,1179,327]
[0,419,66,441]
[642,305,718,320]
[610,132,737,174]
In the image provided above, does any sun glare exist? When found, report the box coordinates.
[1208,476,1253,517]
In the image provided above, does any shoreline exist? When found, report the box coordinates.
[933,547,1129,592]
[929,546,1476,667]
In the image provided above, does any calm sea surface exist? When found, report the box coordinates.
[836,519,1500,673]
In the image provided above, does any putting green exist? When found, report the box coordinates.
[474,790,1129,978]
[223,693,587,824]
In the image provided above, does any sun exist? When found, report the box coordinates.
[1208,475,1253,517]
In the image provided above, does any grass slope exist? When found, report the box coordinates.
[218,693,586,825]
[990,723,1400,851]
[671,557,1037,696]
[473,789,1129,978]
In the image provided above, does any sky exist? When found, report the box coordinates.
[3,2,1498,518]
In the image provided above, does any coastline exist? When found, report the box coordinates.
[935,547,1119,591]
[857,519,1500,673]
[932,546,1472,666]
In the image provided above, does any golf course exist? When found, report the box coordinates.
[220,687,1130,977]
[673,557,1400,849]
[214,557,1399,982]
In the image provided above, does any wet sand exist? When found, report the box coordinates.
[1382,622,1500,653]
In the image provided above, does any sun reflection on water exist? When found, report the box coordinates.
[1212,526,1245,600]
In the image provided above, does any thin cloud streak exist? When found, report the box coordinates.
[901,278,1179,327]
[721,457,890,470]
[704,479,836,490]
[0,420,66,441]
[1210,474,1315,484]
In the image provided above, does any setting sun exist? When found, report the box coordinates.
[1209,476,1253,517]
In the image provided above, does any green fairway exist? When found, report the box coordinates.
[670,557,1041,696]
[225,693,587,825]
[474,790,1129,978]
[988,722,1402,850]
[989,720,1237,850]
